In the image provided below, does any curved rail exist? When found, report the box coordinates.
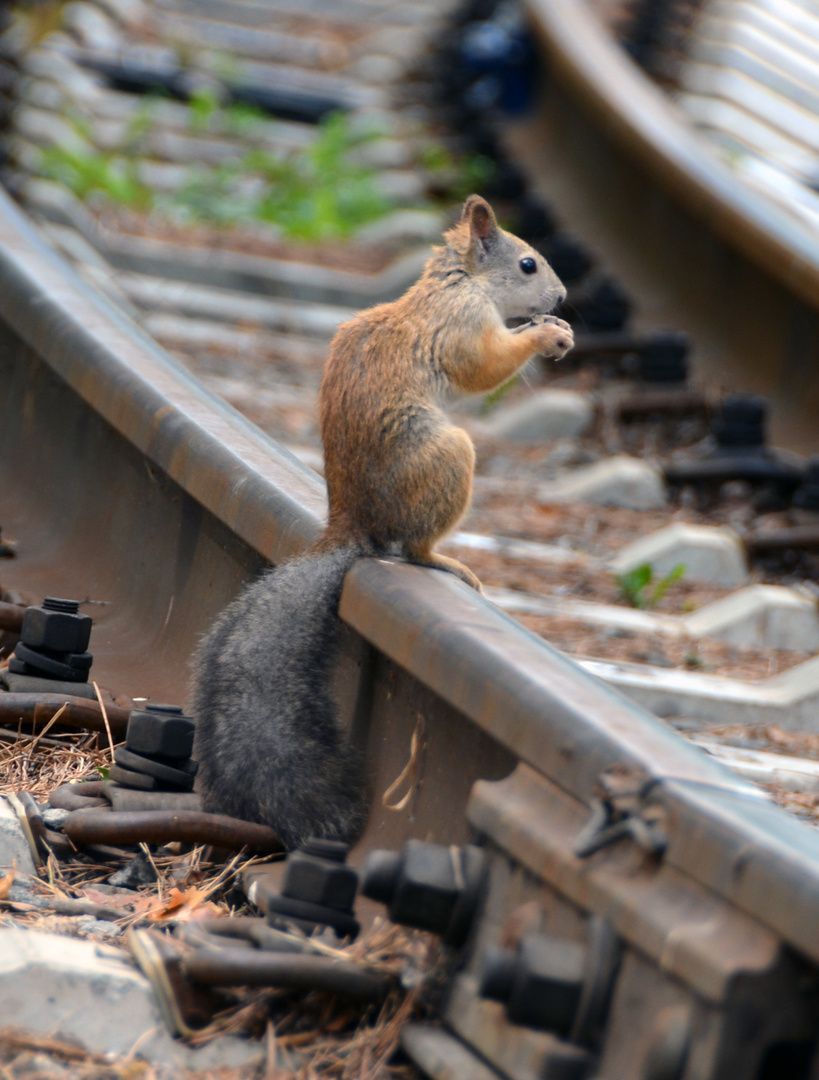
[3,182,819,1072]
[526,0,819,309]
[522,0,819,446]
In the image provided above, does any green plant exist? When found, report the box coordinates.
[187,86,220,133]
[39,101,500,242]
[40,142,152,208]
[419,142,495,201]
[168,111,391,240]
[615,563,685,609]
[39,104,157,209]
[684,652,706,669]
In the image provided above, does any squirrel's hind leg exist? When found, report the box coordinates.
[406,546,483,592]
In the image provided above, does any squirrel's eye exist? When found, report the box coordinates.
[520,257,537,275]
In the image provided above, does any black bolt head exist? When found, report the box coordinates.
[126,707,195,760]
[282,842,359,914]
[21,599,92,654]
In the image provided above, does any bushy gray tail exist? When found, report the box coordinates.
[190,546,368,850]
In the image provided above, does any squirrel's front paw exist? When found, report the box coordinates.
[532,317,574,360]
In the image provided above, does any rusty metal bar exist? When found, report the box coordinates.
[181,950,391,1001]
[0,694,130,738]
[340,560,752,802]
[62,808,283,853]
[0,600,24,633]
[0,186,325,570]
[48,781,109,810]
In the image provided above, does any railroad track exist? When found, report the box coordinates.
[1,0,819,1077]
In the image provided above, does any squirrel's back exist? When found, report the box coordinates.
[191,546,368,850]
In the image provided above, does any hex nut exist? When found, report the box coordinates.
[361,840,486,946]
[126,706,195,760]
[282,843,358,913]
[20,598,92,654]
[480,933,587,1037]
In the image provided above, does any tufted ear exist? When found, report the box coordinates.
[462,194,499,247]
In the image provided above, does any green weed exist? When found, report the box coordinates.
[40,143,152,208]
[170,112,391,239]
[37,97,496,243]
[615,563,685,609]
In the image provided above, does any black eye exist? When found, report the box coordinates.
[520,257,537,275]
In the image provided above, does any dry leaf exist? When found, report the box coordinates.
[0,863,15,900]
[146,885,220,923]
[78,886,134,910]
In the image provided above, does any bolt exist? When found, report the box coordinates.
[126,704,195,760]
[480,933,587,1037]
[20,597,92,654]
[282,840,359,913]
[360,840,486,947]
[479,917,621,1045]
[712,393,767,450]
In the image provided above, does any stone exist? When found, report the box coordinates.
[0,797,36,875]
[481,390,593,443]
[579,654,819,731]
[107,852,158,890]
[486,583,818,654]
[684,585,819,651]
[538,456,666,510]
[0,927,262,1070]
[61,2,122,51]
[609,522,748,586]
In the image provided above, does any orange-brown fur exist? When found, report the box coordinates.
[317,194,573,589]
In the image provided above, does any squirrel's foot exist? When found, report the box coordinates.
[408,551,483,593]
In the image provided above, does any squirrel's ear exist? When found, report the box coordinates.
[462,194,498,246]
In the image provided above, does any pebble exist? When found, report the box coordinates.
[609,522,748,587]
[481,389,593,443]
[537,455,666,510]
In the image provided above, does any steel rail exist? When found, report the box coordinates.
[525,0,819,310]
[3,179,819,1069]
[520,0,819,450]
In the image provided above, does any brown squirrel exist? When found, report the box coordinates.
[190,195,573,849]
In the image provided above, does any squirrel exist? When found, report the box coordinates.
[190,194,574,850]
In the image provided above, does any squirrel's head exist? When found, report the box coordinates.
[445,195,567,321]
